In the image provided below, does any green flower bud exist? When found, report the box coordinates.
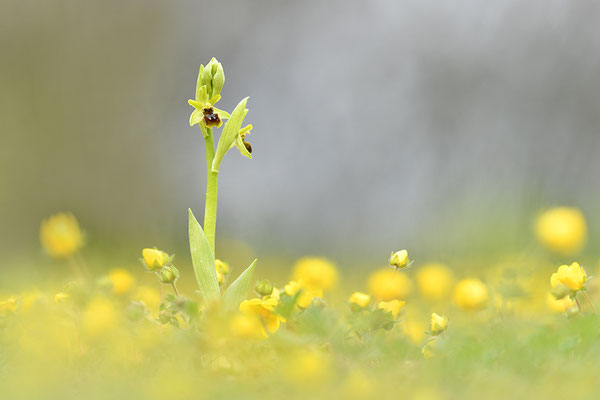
[159,265,179,284]
[200,57,225,100]
[255,279,273,296]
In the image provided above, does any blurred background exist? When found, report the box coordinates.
[3,0,600,277]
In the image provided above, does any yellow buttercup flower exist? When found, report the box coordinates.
[368,268,413,301]
[377,299,405,319]
[229,313,268,339]
[40,212,84,258]
[430,313,448,335]
[453,278,489,311]
[535,207,587,255]
[550,262,586,297]
[108,269,135,295]
[142,248,171,270]
[292,257,338,291]
[284,280,323,308]
[416,263,454,301]
[389,249,410,269]
[349,292,371,310]
[239,297,286,336]
[547,292,576,313]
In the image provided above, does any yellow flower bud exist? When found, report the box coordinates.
[142,248,171,270]
[215,259,230,275]
[430,313,448,335]
[377,299,405,319]
[349,292,371,311]
[535,207,587,255]
[389,249,410,269]
[40,212,84,259]
[547,293,576,313]
[453,278,489,311]
[550,262,586,294]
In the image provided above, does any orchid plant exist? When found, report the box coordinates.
[187,58,256,308]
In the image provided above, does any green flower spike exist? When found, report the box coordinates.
[188,58,231,135]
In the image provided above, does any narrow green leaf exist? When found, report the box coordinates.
[223,259,257,311]
[211,97,249,173]
[188,209,220,303]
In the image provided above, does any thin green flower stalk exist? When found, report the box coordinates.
[187,57,256,305]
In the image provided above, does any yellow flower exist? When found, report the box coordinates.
[142,248,171,270]
[40,212,84,258]
[389,249,410,269]
[239,297,285,336]
[367,268,413,301]
[547,293,576,313]
[453,278,489,311]
[0,296,18,315]
[349,292,371,310]
[229,313,268,339]
[82,297,118,336]
[550,262,586,296]
[215,259,229,275]
[430,313,448,335]
[536,207,587,255]
[415,263,454,301]
[377,299,405,319]
[108,269,135,295]
[292,257,338,291]
[284,280,323,308]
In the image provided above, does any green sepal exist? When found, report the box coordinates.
[188,209,220,304]
[223,259,257,311]
[211,97,249,173]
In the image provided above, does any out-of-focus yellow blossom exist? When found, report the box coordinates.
[349,292,371,310]
[239,297,285,336]
[416,263,454,301]
[40,212,84,258]
[453,278,489,311]
[215,259,229,285]
[54,292,70,303]
[422,337,440,359]
[142,248,171,270]
[215,258,229,275]
[389,249,410,269]
[377,299,405,319]
[229,313,267,339]
[82,297,118,336]
[536,207,587,255]
[368,268,413,301]
[292,257,338,291]
[108,268,134,295]
[547,293,576,313]
[550,262,587,297]
[430,313,448,335]
[132,286,161,313]
[342,370,375,399]
[268,287,281,301]
[284,280,323,308]
[284,350,332,387]
[0,296,18,315]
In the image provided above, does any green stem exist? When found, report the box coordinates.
[203,128,219,255]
